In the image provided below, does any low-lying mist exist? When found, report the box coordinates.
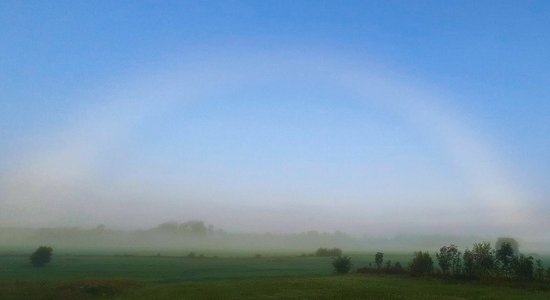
[1,221,548,256]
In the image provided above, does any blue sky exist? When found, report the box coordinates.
[1,1,549,238]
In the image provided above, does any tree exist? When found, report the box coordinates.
[180,220,208,235]
[495,237,519,255]
[329,248,343,257]
[496,242,516,277]
[534,259,544,281]
[316,248,328,256]
[471,242,495,276]
[513,254,534,280]
[463,249,475,277]
[409,251,433,276]
[30,246,53,267]
[375,252,384,269]
[156,221,179,233]
[332,256,352,274]
[436,244,461,275]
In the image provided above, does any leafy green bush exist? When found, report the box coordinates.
[332,256,352,274]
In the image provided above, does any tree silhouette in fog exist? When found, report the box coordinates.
[30,246,53,267]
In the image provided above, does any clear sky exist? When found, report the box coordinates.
[1,1,549,239]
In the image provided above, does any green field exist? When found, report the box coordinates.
[0,253,415,282]
[1,254,549,299]
[2,274,550,300]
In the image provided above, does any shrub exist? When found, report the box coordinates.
[356,261,406,275]
[332,256,352,274]
[30,246,53,267]
[388,261,406,275]
[409,251,433,276]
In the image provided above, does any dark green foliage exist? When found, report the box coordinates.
[534,259,544,281]
[375,252,384,269]
[30,246,53,267]
[435,244,461,275]
[496,242,515,277]
[463,249,475,277]
[315,248,342,257]
[513,254,534,280]
[356,260,406,275]
[409,251,433,276]
[332,256,352,274]
[471,242,495,276]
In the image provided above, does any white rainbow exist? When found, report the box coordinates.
[0,48,529,233]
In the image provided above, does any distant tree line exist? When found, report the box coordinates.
[154,220,216,236]
[315,247,342,257]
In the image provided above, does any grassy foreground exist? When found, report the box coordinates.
[2,254,550,299]
[2,275,550,300]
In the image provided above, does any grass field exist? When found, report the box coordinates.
[0,253,412,282]
[2,275,550,300]
[1,254,549,299]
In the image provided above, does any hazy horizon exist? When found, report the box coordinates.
[1,1,549,243]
